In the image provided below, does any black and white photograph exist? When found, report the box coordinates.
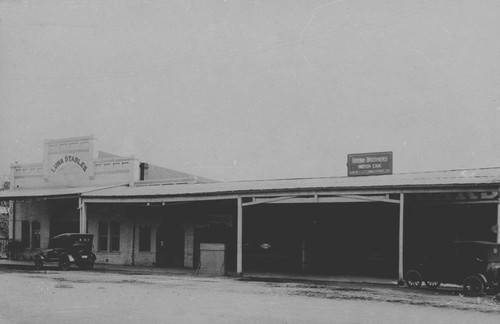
[1,1,500,323]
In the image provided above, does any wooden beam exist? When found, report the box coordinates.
[11,201,16,241]
[331,194,400,204]
[497,188,500,244]
[237,197,243,275]
[83,196,240,204]
[242,196,297,207]
[79,198,87,234]
[80,187,500,205]
[398,193,405,285]
[249,195,396,205]
[86,193,399,206]
[420,200,497,205]
[131,215,136,266]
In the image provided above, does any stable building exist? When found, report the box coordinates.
[1,136,214,265]
[1,136,500,283]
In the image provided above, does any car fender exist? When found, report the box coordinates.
[36,254,45,260]
[61,254,74,263]
[477,273,487,283]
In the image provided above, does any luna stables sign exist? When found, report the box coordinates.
[347,152,393,176]
[51,155,88,173]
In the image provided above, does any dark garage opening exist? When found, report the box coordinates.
[404,202,497,271]
[243,203,399,278]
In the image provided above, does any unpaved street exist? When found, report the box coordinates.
[1,267,499,324]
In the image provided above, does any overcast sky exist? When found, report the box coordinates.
[1,0,499,182]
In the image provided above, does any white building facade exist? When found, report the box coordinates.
[2,136,500,283]
[6,136,216,267]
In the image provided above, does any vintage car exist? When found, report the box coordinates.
[404,241,500,296]
[34,233,96,271]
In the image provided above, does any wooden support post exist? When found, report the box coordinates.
[237,197,243,275]
[132,216,136,266]
[497,195,500,244]
[301,236,307,273]
[11,201,16,241]
[398,193,404,285]
[79,198,87,234]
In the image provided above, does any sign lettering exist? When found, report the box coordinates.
[347,152,393,176]
[51,155,88,173]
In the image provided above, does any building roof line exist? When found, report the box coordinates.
[219,167,500,184]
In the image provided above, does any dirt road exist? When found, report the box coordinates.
[1,267,499,323]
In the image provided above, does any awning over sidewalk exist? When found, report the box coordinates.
[4,168,500,201]
[0,185,128,200]
[80,167,500,200]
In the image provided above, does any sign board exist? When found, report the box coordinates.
[347,151,393,176]
[43,136,96,186]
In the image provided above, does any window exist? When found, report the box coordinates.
[31,221,40,249]
[139,226,151,252]
[110,221,120,252]
[21,221,30,249]
[98,221,120,252]
[98,221,108,251]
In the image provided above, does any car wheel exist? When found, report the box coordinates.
[59,257,71,271]
[404,270,423,288]
[424,280,441,289]
[34,258,44,270]
[463,275,484,297]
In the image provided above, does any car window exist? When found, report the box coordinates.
[49,237,62,249]
[488,246,500,262]
[73,236,91,244]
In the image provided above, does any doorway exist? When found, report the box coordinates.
[156,220,184,267]
[49,198,80,237]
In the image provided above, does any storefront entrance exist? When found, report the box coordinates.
[49,199,79,237]
[156,220,184,267]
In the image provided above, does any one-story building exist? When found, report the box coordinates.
[1,136,499,283]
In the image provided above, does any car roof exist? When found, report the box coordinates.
[453,241,500,246]
[51,233,93,239]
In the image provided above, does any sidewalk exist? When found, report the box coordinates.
[0,259,398,286]
[242,271,398,286]
[0,259,196,276]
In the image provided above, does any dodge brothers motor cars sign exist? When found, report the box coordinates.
[347,151,393,176]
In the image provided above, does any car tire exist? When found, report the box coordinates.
[404,270,423,288]
[34,257,44,270]
[463,275,484,297]
[59,257,71,271]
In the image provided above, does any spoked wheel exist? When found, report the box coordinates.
[404,270,423,288]
[424,280,441,290]
[463,275,484,297]
[59,258,71,271]
[34,258,44,270]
